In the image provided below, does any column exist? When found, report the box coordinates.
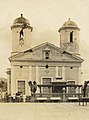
[62,66,65,81]
[25,66,29,96]
[36,66,40,93]
[11,66,16,96]
[26,80,29,96]
[7,73,10,94]
[79,67,81,84]
[56,66,58,77]
[28,66,32,96]
[66,87,69,94]
[29,66,32,81]
[6,68,11,94]
[16,80,18,94]
[76,87,79,93]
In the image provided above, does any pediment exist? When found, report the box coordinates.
[9,42,83,63]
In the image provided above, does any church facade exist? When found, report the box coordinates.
[7,14,83,96]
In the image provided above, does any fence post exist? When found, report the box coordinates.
[62,88,66,102]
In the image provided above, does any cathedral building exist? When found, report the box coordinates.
[7,14,83,96]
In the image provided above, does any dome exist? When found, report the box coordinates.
[13,14,30,25]
[58,18,80,32]
[63,18,77,27]
[11,14,33,31]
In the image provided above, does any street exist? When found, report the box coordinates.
[0,103,89,120]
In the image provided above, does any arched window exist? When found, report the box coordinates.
[70,31,73,43]
[45,51,49,59]
[20,28,24,39]
[43,48,51,59]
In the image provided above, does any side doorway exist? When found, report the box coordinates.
[18,81,25,95]
[42,78,52,94]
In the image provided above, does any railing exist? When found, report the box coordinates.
[32,93,82,97]
[0,93,83,103]
[32,93,83,102]
[79,97,89,106]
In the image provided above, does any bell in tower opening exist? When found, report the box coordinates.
[19,28,24,46]
[11,14,33,54]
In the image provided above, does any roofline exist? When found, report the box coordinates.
[24,42,63,53]
[58,27,80,32]
[9,59,83,64]
[9,42,84,63]
[11,24,33,31]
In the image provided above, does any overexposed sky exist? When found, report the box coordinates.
[0,0,89,83]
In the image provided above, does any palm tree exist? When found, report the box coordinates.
[33,81,37,93]
[28,81,33,95]
[28,81,37,96]
[0,81,5,99]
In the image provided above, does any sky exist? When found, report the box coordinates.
[0,0,89,83]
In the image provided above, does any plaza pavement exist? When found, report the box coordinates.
[0,102,89,120]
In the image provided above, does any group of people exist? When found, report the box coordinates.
[1,92,27,103]
[12,93,26,102]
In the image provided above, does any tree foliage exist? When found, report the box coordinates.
[0,81,7,92]
[28,81,37,94]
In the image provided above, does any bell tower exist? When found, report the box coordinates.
[58,18,80,55]
[11,14,33,55]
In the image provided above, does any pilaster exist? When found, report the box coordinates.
[62,66,65,81]
[55,66,58,77]
[36,66,40,93]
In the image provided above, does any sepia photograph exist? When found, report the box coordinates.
[0,0,89,120]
